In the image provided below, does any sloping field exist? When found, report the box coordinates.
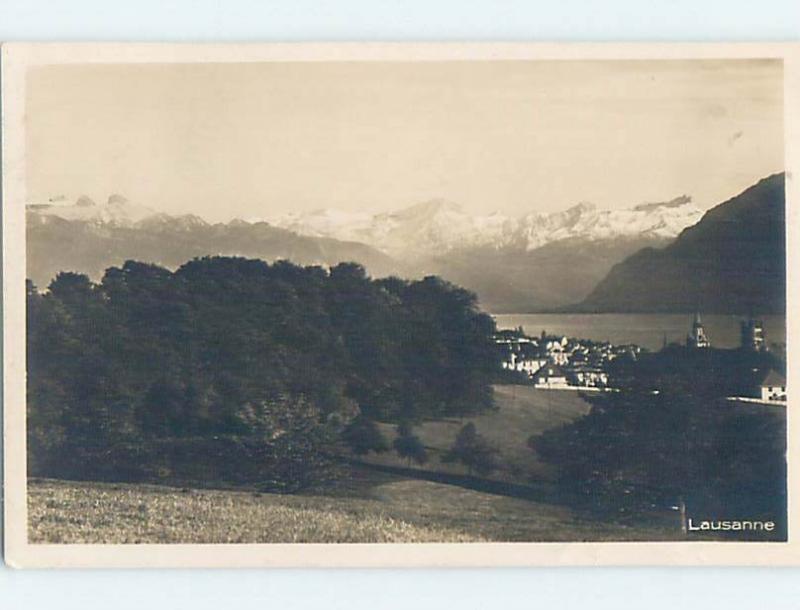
[27,386,686,545]
[29,475,679,544]
[28,478,482,544]
[370,384,592,480]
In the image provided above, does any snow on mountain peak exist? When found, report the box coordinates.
[27,191,703,258]
[266,195,702,257]
[387,198,463,220]
[633,195,692,212]
[364,199,512,255]
[266,208,374,240]
[28,194,157,227]
[75,195,97,208]
[565,201,597,215]
[107,193,130,206]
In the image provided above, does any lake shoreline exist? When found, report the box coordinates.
[492,312,787,352]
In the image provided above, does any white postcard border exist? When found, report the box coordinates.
[3,41,799,567]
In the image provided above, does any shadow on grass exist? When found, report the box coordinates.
[340,457,558,504]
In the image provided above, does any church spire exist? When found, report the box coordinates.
[687,312,711,348]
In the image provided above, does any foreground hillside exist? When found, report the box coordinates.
[28,477,680,544]
[576,174,785,314]
[28,385,670,544]
[28,478,481,543]
[368,385,591,481]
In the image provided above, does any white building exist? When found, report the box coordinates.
[501,353,547,376]
[760,370,787,402]
[533,365,569,389]
[568,365,609,388]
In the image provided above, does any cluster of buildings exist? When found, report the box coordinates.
[689,314,786,403]
[497,315,786,403]
[495,327,642,390]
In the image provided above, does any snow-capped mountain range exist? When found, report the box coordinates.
[25,175,781,314]
[29,195,208,231]
[264,196,702,257]
[26,192,705,312]
[26,195,403,296]
[30,193,703,257]
[30,194,157,226]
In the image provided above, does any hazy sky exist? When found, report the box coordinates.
[26,59,783,222]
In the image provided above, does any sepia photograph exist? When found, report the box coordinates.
[2,43,798,567]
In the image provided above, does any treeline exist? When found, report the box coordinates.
[27,257,497,489]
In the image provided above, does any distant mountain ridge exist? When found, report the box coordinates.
[266,195,702,258]
[573,174,786,314]
[30,194,157,226]
[422,235,671,313]
[27,197,403,289]
[27,191,705,312]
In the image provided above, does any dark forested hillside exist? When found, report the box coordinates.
[26,257,497,488]
[574,174,786,314]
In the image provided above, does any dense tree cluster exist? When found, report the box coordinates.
[443,423,499,476]
[532,351,787,539]
[392,423,429,467]
[27,257,497,488]
[605,344,784,399]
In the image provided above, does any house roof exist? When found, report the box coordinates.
[760,369,786,388]
[535,365,567,378]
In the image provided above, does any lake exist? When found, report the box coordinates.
[492,313,786,352]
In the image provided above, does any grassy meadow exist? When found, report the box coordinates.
[369,384,592,480]
[28,478,483,543]
[29,475,680,544]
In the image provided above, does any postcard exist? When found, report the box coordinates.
[3,42,799,567]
